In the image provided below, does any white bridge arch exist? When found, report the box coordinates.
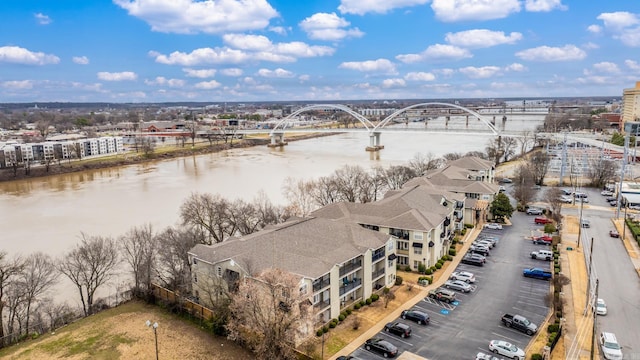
[269,104,375,136]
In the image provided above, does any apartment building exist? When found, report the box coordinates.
[188,217,396,326]
[622,81,640,129]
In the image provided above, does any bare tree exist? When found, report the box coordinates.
[57,234,120,317]
[502,137,517,162]
[120,224,156,296]
[442,152,463,162]
[587,158,618,189]
[227,268,314,360]
[154,226,200,293]
[282,177,317,217]
[381,165,417,190]
[332,164,371,203]
[408,152,442,175]
[309,176,340,207]
[0,252,24,347]
[19,252,58,333]
[518,130,533,156]
[179,192,235,244]
[512,165,536,208]
[252,191,286,226]
[528,151,551,186]
[485,137,504,165]
[464,150,488,159]
[545,188,563,224]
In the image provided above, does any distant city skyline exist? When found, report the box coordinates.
[1,0,639,103]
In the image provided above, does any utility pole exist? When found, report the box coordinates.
[560,132,568,186]
[585,237,594,314]
[616,131,630,218]
[590,279,599,360]
[577,198,584,248]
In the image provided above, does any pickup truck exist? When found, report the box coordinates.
[523,268,552,280]
[501,314,538,335]
[534,217,553,224]
[530,250,553,260]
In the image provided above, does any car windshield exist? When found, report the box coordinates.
[507,344,517,352]
[521,318,530,326]
[604,341,620,350]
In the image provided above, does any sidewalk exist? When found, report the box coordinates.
[329,227,481,360]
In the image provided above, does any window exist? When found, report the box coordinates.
[216,266,222,277]
[192,257,197,265]
[193,274,198,283]
[413,247,422,255]
[413,260,420,269]
[397,256,408,265]
[300,283,308,295]
[414,232,423,240]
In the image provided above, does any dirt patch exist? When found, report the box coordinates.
[0,301,251,360]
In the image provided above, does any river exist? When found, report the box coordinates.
[0,115,544,305]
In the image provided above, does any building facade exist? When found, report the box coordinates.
[622,81,640,129]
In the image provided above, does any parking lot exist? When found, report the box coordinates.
[345,209,552,359]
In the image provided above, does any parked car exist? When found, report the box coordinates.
[384,322,412,338]
[561,189,573,195]
[462,253,485,266]
[476,352,504,360]
[337,356,359,360]
[609,230,620,238]
[526,207,543,215]
[581,219,591,228]
[596,298,608,316]
[470,245,491,256]
[484,223,503,230]
[400,309,430,325]
[599,332,623,360]
[523,267,552,280]
[532,184,542,190]
[473,240,495,248]
[601,190,614,196]
[500,178,513,184]
[488,340,525,360]
[559,195,573,203]
[534,217,553,224]
[478,236,498,246]
[428,287,457,303]
[364,338,398,358]
[629,205,640,210]
[531,249,553,260]
[444,279,472,293]
[450,271,476,283]
[532,235,553,245]
[501,314,538,335]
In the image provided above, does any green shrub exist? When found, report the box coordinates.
[449,248,457,256]
[316,329,323,337]
[359,300,366,307]
[548,332,557,343]
[339,314,345,322]
[461,228,467,235]
[548,324,560,333]
[465,223,474,228]
[395,276,403,286]
[430,266,437,272]
[425,268,433,275]
[371,294,379,301]
[435,262,443,269]
[346,308,352,315]
[427,276,433,284]
[365,298,372,305]
[417,263,426,274]
[354,303,361,310]
[531,354,543,360]
[554,267,560,274]
[329,322,337,329]
[340,311,347,318]
[322,326,329,333]
[440,256,448,262]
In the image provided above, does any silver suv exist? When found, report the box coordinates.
[526,207,543,215]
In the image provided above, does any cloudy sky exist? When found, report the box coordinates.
[1,0,639,102]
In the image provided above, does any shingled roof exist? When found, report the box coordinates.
[188,217,390,279]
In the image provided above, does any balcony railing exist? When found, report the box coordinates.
[372,251,385,262]
[313,298,331,310]
[339,278,362,296]
[339,260,362,277]
[372,268,385,280]
[312,279,331,292]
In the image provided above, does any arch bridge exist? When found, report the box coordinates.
[268,103,503,150]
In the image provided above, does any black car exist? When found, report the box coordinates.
[364,338,398,358]
[461,254,484,266]
[384,322,412,338]
[337,356,360,360]
[400,309,430,325]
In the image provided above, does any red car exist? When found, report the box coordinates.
[533,235,553,244]
[534,217,553,225]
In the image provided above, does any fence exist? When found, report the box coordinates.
[150,283,214,321]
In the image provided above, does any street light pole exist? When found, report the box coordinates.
[146,320,159,360]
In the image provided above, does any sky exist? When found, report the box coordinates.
[0,0,639,103]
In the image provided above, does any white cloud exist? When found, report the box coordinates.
[268,26,289,35]
[299,12,364,41]
[194,80,222,89]
[524,0,567,12]
[625,60,640,72]
[257,68,294,78]
[458,66,502,79]
[221,68,243,76]
[299,74,310,82]
[183,68,217,78]
[152,48,250,66]
[0,46,60,65]
[583,42,599,50]
[436,68,456,77]
[396,44,472,63]
[618,30,640,47]
[72,56,90,65]
[223,34,273,51]
[445,29,522,48]
[113,0,278,34]
[34,13,52,25]
[97,71,138,81]
[590,62,621,74]
[587,24,602,34]
[338,0,429,15]
[505,63,526,72]
[404,72,436,81]
[2,80,34,89]
[597,12,639,31]
[381,78,406,88]
[515,45,586,62]
[339,58,397,74]
[144,76,186,87]
[431,0,521,22]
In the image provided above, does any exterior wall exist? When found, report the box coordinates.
[622,81,640,127]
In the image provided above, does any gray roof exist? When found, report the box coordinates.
[405,168,499,195]
[311,185,459,231]
[447,156,494,171]
[188,217,390,280]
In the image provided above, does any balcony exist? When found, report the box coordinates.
[313,279,331,292]
[444,217,451,226]
[313,298,331,311]
[339,278,362,296]
[372,268,385,280]
[339,260,362,277]
[372,250,385,263]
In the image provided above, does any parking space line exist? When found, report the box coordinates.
[516,300,548,309]
[498,325,533,337]
[380,331,414,346]
[491,332,522,344]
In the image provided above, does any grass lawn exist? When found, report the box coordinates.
[0,300,251,360]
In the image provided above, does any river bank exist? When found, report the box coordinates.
[0,132,337,183]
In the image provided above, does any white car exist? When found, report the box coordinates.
[559,195,573,203]
[488,340,525,360]
[444,279,472,293]
[599,332,623,360]
[450,271,476,283]
[601,190,614,196]
[476,352,504,360]
[596,298,607,316]
[484,223,503,230]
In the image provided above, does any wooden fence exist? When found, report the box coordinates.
[151,283,214,320]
